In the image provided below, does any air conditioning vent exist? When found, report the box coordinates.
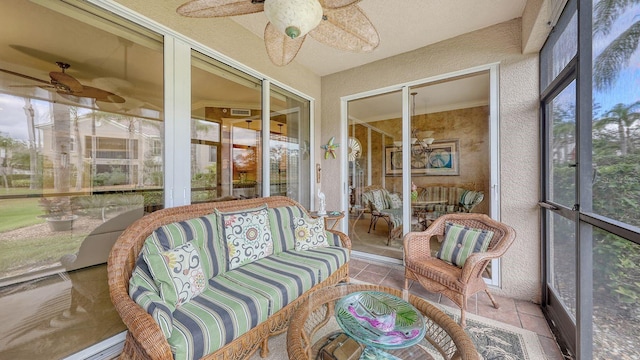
[230,108,251,116]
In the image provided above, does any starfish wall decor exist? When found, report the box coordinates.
[321,136,339,159]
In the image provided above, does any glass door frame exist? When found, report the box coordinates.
[340,64,501,286]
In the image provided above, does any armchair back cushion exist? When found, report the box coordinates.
[436,222,494,267]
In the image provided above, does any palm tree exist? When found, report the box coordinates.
[594,101,640,155]
[592,0,640,91]
[0,134,15,189]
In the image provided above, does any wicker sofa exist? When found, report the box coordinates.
[108,196,350,360]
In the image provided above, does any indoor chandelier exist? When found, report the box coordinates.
[394,92,435,154]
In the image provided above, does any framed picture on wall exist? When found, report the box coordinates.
[385,139,459,176]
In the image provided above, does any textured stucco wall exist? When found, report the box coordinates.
[322,19,541,302]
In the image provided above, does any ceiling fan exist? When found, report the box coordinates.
[0,61,125,103]
[177,0,380,66]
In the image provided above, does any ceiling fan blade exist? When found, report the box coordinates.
[0,68,52,85]
[177,0,263,17]
[77,86,126,103]
[264,22,306,66]
[309,5,379,52]
[49,71,83,93]
[319,0,361,9]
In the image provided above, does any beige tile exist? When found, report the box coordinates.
[349,259,368,271]
[520,312,554,338]
[538,334,565,360]
[515,299,544,318]
[353,269,384,285]
[361,264,392,277]
[477,303,522,328]
[379,275,404,290]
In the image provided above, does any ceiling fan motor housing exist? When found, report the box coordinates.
[264,0,323,39]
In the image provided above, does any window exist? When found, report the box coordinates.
[0,0,164,358]
[540,0,640,357]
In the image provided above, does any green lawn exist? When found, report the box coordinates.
[0,198,45,232]
[0,232,86,275]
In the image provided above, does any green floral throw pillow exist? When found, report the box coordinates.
[293,216,329,251]
[143,241,207,309]
[436,222,494,268]
[217,205,274,270]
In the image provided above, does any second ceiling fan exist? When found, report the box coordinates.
[0,61,125,103]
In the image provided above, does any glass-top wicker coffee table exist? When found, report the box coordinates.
[287,283,478,360]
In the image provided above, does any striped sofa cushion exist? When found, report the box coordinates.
[267,205,307,252]
[326,231,342,247]
[221,256,318,315]
[168,276,271,360]
[142,214,226,279]
[129,257,174,338]
[275,246,349,283]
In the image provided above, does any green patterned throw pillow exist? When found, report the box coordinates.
[436,222,494,268]
[293,216,329,251]
[143,241,207,309]
[217,205,274,270]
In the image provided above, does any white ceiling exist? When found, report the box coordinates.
[232,0,528,76]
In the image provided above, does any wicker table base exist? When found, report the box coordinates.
[287,284,479,360]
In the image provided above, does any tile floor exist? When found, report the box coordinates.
[349,256,567,360]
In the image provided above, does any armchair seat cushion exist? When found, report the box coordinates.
[406,258,465,293]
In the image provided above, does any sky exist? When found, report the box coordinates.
[591,3,640,117]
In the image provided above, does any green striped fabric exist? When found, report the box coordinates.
[221,256,317,315]
[142,214,225,279]
[129,257,174,338]
[275,246,349,282]
[169,276,271,360]
[267,205,307,252]
[143,241,207,310]
[436,222,494,267]
[459,189,484,212]
[326,231,342,246]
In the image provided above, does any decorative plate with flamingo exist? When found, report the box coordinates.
[335,291,426,350]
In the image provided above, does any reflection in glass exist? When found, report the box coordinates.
[347,91,403,259]
[0,0,163,357]
[190,51,262,201]
[591,0,640,227]
[592,227,640,358]
[270,85,311,207]
[549,212,576,318]
[550,81,576,207]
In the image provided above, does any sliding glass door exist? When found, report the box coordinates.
[344,70,497,271]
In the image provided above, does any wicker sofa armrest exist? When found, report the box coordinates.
[108,247,173,359]
[328,229,352,250]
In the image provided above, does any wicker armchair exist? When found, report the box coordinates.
[361,185,403,245]
[403,213,516,327]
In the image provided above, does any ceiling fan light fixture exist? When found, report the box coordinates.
[264,0,323,39]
